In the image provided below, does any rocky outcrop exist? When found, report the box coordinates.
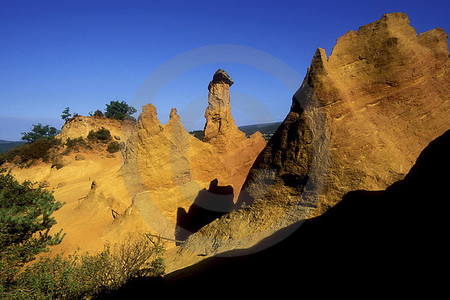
[204,69,243,147]
[111,70,266,242]
[166,13,450,270]
[202,69,266,194]
[246,12,450,215]
[117,103,214,239]
[57,115,135,142]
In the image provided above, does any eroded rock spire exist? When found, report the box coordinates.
[203,69,243,146]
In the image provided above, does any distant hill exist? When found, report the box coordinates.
[0,140,26,154]
[238,122,282,136]
[189,122,282,141]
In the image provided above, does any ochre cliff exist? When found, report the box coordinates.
[250,12,450,214]
[166,12,450,271]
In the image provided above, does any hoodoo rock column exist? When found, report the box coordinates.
[203,69,247,151]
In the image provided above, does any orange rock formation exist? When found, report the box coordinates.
[166,13,450,271]
[246,12,450,214]
[9,69,266,255]
[203,69,266,195]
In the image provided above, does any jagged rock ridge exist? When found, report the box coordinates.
[166,12,450,271]
[254,12,450,214]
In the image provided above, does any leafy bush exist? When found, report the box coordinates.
[87,131,96,142]
[87,127,111,143]
[148,257,166,277]
[106,141,121,153]
[104,101,137,121]
[62,137,89,155]
[12,249,112,299]
[65,137,86,149]
[110,233,166,280]
[93,110,104,117]
[0,137,61,167]
[3,234,165,299]
[21,124,60,144]
[0,169,64,286]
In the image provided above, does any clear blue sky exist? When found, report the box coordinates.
[1,0,449,140]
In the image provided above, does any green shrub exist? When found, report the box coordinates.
[106,141,121,153]
[148,257,166,277]
[87,131,96,142]
[12,249,112,299]
[0,169,64,286]
[104,100,137,121]
[0,141,25,154]
[0,146,20,166]
[93,110,104,117]
[63,137,89,155]
[110,233,166,280]
[87,127,111,143]
[21,123,60,143]
[65,137,86,149]
[0,137,61,167]
[3,234,165,298]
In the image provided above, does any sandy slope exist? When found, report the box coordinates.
[9,151,132,255]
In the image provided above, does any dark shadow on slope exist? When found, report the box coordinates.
[167,129,450,294]
[175,179,234,243]
[100,129,450,298]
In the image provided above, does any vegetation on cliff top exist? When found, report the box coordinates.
[0,137,61,167]
[21,124,60,144]
[0,125,122,167]
[104,100,137,121]
[62,100,137,123]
